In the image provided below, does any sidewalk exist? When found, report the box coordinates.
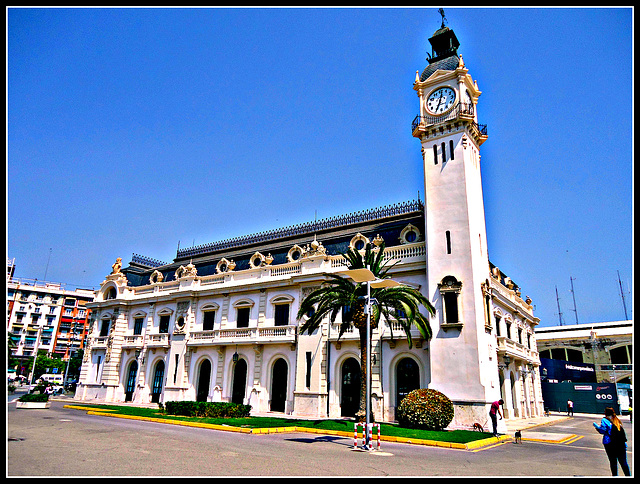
[503,413,570,433]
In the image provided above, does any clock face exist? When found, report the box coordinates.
[426,86,456,115]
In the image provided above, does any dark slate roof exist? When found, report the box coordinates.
[420,54,459,82]
[122,200,425,287]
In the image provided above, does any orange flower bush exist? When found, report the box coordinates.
[396,388,454,430]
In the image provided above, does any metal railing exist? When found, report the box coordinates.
[411,102,487,137]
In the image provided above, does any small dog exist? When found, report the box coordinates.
[514,430,522,443]
[472,422,484,432]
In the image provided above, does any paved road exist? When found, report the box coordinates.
[7,400,633,476]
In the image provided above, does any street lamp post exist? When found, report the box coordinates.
[342,267,402,450]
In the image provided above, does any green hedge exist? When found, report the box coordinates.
[18,393,50,402]
[396,388,454,431]
[164,401,251,418]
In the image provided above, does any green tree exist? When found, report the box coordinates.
[297,242,435,421]
[24,351,66,381]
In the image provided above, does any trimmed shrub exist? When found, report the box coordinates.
[18,393,50,402]
[396,388,454,431]
[164,401,251,418]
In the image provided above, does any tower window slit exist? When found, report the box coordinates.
[441,142,446,163]
[450,140,455,160]
[446,230,452,254]
[433,145,438,165]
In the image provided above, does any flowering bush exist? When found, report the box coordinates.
[396,388,454,430]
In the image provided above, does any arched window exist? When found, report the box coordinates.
[197,359,212,402]
[341,358,361,418]
[270,358,288,412]
[232,359,248,405]
[151,360,165,404]
[125,360,138,402]
[396,358,420,407]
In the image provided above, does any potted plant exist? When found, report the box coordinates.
[16,392,51,409]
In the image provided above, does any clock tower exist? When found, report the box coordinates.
[412,20,499,427]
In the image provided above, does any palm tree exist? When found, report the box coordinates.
[297,242,435,421]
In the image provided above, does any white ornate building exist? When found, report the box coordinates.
[76,22,544,428]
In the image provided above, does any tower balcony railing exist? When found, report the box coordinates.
[412,102,487,138]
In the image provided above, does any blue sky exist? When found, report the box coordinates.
[7,7,632,327]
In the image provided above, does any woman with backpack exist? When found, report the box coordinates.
[593,407,631,476]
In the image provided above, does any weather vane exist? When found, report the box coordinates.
[438,8,447,29]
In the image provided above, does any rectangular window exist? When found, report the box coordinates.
[237,307,250,328]
[133,317,144,335]
[443,293,459,326]
[274,304,289,326]
[305,352,312,389]
[446,231,452,254]
[159,315,170,334]
[203,311,216,331]
[441,142,446,163]
[433,145,438,165]
[100,320,110,337]
[495,316,501,336]
[449,140,455,160]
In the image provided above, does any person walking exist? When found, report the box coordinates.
[593,407,630,476]
[567,399,574,416]
[489,399,504,437]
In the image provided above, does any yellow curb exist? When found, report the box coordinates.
[64,405,115,412]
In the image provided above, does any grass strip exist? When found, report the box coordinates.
[63,404,494,444]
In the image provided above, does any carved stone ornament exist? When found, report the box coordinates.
[111,257,122,275]
[349,233,369,251]
[149,270,164,284]
[373,234,384,247]
[250,252,265,269]
[216,258,235,274]
[184,262,197,277]
[301,236,327,259]
[399,224,421,244]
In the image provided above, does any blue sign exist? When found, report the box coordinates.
[540,358,596,383]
